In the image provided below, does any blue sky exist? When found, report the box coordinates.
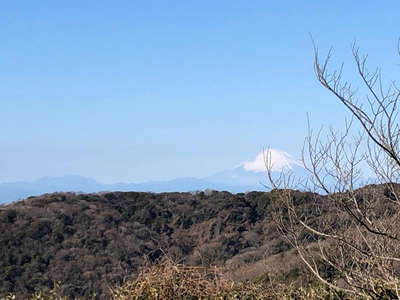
[0,1,399,183]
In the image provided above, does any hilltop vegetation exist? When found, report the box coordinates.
[1,185,397,299]
[0,189,324,299]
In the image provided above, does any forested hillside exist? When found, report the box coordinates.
[0,190,318,299]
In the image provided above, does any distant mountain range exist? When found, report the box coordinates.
[0,150,308,203]
[0,172,260,204]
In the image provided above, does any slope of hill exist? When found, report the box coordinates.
[0,190,317,299]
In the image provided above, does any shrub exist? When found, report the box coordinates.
[110,258,267,300]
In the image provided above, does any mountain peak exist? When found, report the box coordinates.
[242,149,302,173]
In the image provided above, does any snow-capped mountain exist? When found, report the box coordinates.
[205,149,308,188]
[0,149,308,204]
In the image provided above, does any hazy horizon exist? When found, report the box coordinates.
[0,148,302,185]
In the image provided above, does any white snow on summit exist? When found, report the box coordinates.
[242,149,302,172]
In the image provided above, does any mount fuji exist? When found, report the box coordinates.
[0,149,308,204]
[205,149,307,187]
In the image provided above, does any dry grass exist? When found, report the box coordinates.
[110,258,270,300]
[109,258,358,300]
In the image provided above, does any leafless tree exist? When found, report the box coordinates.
[267,42,400,299]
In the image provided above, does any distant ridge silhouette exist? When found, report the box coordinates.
[0,163,307,204]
